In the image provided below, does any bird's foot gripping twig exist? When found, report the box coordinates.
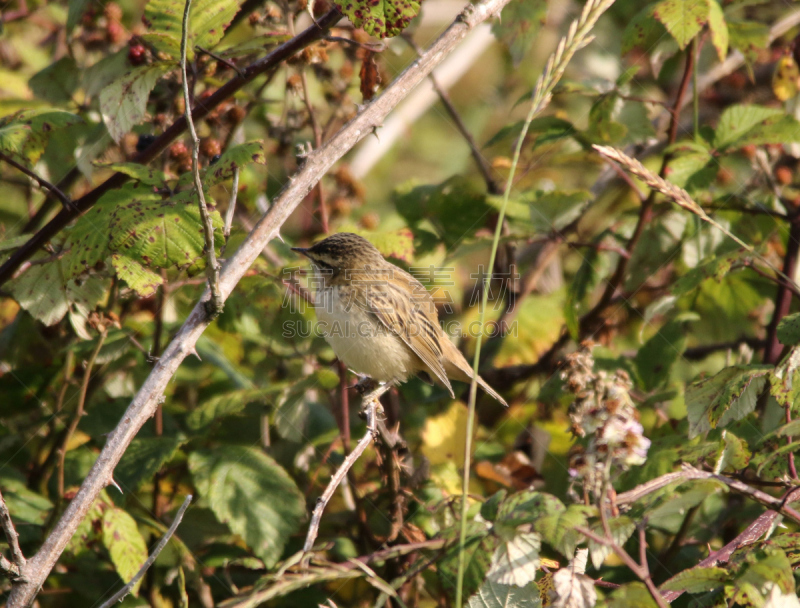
[302,383,390,558]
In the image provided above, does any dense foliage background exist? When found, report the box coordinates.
[3,0,800,605]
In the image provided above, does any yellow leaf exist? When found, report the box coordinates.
[421,401,473,468]
[773,55,800,102]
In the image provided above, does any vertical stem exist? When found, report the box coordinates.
[181,0,223,317]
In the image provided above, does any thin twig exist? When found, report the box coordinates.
[5,3,512,602]
[0,489,25,579]
[181,0,223,317]
[0,152,73,211]
[224,168,240,240]
[97,494,192,608]
[195,45,244,77]
[303,383,389,553]
[58,329,108,499]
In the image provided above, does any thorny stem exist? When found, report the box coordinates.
[0,152,73,211]
[0,489,25,579]
[57,329,108,500]
[181,0,223,317]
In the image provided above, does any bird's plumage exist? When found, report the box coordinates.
[293,233,507,406]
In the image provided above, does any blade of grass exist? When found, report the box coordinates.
[454,0,617,605]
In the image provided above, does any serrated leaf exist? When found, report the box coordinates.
[188,446,304,566]
[685,365,770,438]
[769,348,800,408]
[9,254,110,326]
[332,0,421,38]
[707,0,728,61]
[111,254,164,297]
[100,64,170,143]
[0,109,83,165]
[102,507,148,596]
[488,531,541,586]
[661,566,730,593]
[549,549,595,608]
[534,505,591,558]
[203,141,266,187]
[29,57,80,104]
[187,388,273,430]
[588,517,635,570]
[497,491,565,527]
[714,104,799,150]
[652,0,709,50]
[115,437,184,493]
[108,193,222,272]
[142,0,243,60]
[97,162,168,187]
[468,580,542,608]
[491,0,547,66]
[715,430,750,473]
[621,5,667,56]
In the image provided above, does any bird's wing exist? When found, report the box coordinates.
[353,267,454,397]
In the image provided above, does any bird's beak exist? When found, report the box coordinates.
[291,247,310,258]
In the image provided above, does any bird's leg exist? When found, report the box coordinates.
[354,376,378,395]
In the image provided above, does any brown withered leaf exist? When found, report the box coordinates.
[360,51,381,101]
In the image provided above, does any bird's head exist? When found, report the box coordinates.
[292,232,385,279]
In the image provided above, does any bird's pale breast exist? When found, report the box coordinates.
[316,286,418,382]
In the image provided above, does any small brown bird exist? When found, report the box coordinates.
[292,232,507,406]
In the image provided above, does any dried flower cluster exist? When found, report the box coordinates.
[562,342,650,496]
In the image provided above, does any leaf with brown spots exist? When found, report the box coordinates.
[102,506,148,596]
[99,63,170,143]
[202,141,266,188]
[0,109,83,166]
[334,0,421,39]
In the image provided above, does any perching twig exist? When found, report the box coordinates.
[97,494,192,608]
[5,3,512,603]
[181,0,223,317]
[303,383,389,553]
[0,151,73,211]
[0,489,25,580]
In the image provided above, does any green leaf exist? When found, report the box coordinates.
[108,192,222,272]
[488,531,541,586]
[665,143,716,192]
[187,388,273,431]
[203,141,266,187]
[685,365,770,438]
[529,190,592,233]
[660,566,730,593]
[188,446,304,566]
[275,370,337,441]
[635,320,686,391]
[585,93,627,144]
[715,430,750,472]
[728,20,769,67]
[102,507,149,596]
[588,517,635,569]
[605,583,659,608]
[649,480,725,531]
[96,162,168,187]
[714,104,800,150]
[652,0,709,49]
[496,491,565,527]
[331,0,421,38]
[115,437,184,493]
[111,254,164,297]
[142,0,243,59]
[67,0,93,32]
[777,313,800,346]
[564,245,600,340]
[9,254,110,326]
[706,0,728,61]
[467,580,542,608]
[439,527,498,601]
[534,505,591,557]
[731,548,794,602]
[29,57,80,104]
[769,348,800,408]
[491,0,547,66]
[100,64,170,143]
[0,472,53,526]
[0,109,83,165]
[621,5,668,56]
[480,490,507,523]
[673,249,751,296]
